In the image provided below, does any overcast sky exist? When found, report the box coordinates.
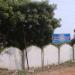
[32,0,75,39]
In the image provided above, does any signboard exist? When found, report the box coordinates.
[52,34,71,44]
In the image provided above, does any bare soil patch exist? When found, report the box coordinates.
[27,61,75,75]
[1,61,75,75]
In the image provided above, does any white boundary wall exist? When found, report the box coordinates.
[0,44,74,70]
[44,44,58,66]
[26,46,41,68]
[73,44,75,60]
[0,47,22,70]
[60,44,73,63]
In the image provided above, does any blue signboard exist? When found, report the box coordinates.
[52,34,71,44]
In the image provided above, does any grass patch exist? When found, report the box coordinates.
[17,70,26,75]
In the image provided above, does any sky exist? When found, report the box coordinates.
[49,0,75,39]
[32,0,75,39]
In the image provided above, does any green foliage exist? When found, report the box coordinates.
[17,70,26,75]
[0,46,4,53]
[0,0,30,50]
[17,2,60,47]
[70,39,75,45]
[0,1,60,50]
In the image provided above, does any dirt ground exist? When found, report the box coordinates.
[1,62,75,75]
[27,62,75,75]
[27,66,75,75]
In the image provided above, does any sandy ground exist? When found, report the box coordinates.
[35,67,75,75]
[27,66,75,75]
[1,62,75,75]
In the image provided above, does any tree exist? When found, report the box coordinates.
[0,0,30,70]
[0,1,60,70]
[17,2,60,68]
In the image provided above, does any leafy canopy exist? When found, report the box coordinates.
[0,1,60,50]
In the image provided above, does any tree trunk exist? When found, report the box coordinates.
[58,46,60,64]
[41,48,44,70]
[73,44,75,61]
[21,49,29,70]
[22,24,29,70]
[21,50,25,70]
[25,49,29,70]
